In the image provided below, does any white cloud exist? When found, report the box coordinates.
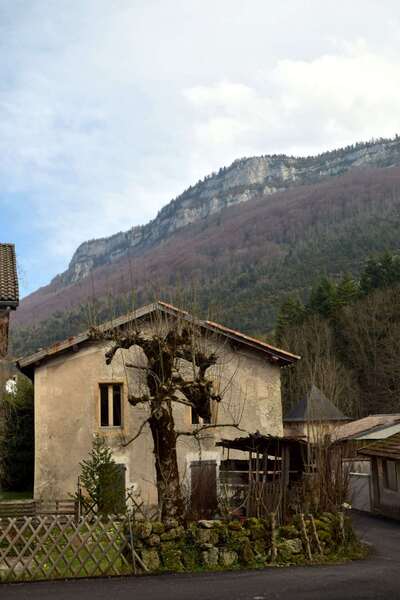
[184,83,257,111]
[183,42,400,166]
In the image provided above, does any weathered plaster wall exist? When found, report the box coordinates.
[33,332,283,503]
[284,420,349,443]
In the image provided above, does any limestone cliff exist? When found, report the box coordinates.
[58,137,400,286]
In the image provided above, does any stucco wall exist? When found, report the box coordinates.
[283,420,349,443]
[33,330,283,503]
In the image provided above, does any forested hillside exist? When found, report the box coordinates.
[277,252,400,417]
[11,165,400,358]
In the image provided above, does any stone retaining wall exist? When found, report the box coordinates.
[129,512,358,572]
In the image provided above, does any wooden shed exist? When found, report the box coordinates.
[358,432,400,520]
[216,432,308,520]
[334,416,400,513]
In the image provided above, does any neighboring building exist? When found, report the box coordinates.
[17,301,299,504]
[358,432,400,520]
[0,244,19,490]
[283,385,350,442]
[334,414,400,452]
[0,243,19,358]
[334,415,400,513]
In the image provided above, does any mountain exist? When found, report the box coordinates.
[11,136,400,356]
[59,137,400,286]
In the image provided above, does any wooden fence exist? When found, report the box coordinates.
[0,513,145,582]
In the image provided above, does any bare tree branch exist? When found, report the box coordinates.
[176,423,247,438]
[127,394,151,406]
[121,418,150,447]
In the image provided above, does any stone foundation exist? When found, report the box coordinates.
[127,512,359,572]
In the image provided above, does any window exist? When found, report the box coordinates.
[383,459,398,491]
[191,407,200,425]
[99,383,123,427]
[191,404,212,426]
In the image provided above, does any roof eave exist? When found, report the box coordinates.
[0,300,18,310]
[336,419,400,442]
[358,448,400,460]
[17,300,300,371]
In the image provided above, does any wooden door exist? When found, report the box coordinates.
[99,463,126,515]
[190,460,217,519]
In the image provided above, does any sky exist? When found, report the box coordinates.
[1,0,400,297]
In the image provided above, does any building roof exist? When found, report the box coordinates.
[284,385,349,422]
[18,300,300,378]
[0,244,19,309]
[358,432,400,460]
[334,414,400,442]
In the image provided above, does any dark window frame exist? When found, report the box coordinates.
[100,384,109,427]
[99,383,123,428]
[191,404,212,426]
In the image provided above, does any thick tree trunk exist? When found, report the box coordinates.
[149,408,184,521]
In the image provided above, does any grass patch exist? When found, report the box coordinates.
[0,490,33,501]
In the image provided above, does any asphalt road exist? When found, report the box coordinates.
[1,512,400,600]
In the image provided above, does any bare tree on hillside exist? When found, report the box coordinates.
[339,287,400,414]
[280,315,358,417]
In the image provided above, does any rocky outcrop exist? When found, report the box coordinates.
[56,137,400,286]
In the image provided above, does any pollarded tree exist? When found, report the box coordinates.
[90,306,242,520]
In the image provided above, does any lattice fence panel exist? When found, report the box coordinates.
[0,514,137,582]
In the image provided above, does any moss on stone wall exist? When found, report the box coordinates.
[126,512,365,573]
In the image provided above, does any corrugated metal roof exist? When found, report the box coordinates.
[334,414,400,441]
[358,431,400,460]
[0,244,19,307]
[18,300,300,376]
[284,385,349,422]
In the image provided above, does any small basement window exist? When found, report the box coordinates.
[383,459,398,491]
[99,383,123,427]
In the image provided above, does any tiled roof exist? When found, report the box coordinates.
[284,385,349,422]
[334,414,400,441]
[358,431,400,460]
[18,300,300,377]
[0,244,19,307]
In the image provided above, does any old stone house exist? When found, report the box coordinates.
[17,301,299,506]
